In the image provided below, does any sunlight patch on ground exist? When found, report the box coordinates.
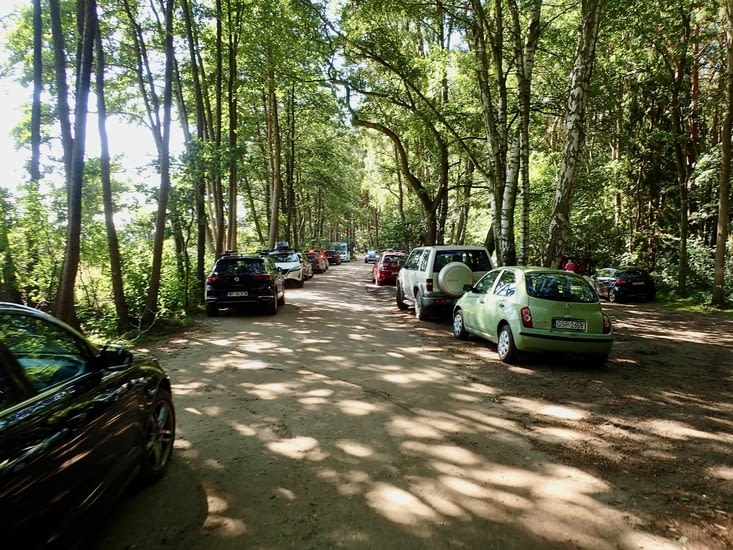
[402,441,481,465]
[538,404,588,420]
[387,416,444,439]
[366,482,440,526]
[707,465,733,480]
[337,399,382,416]
[637,418,724,440]
[239,382,298,400]
[267,436,328,461]
[335,440,374,458]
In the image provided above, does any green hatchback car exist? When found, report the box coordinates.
[452,266,614,366]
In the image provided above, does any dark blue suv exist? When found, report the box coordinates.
[205,253,285,315]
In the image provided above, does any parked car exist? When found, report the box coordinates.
[205,252,285,315]
[591,267,656,302]
[452,266,614,366]
[269,250,306,288]
[0,302,175,549]
[364,250,379,263]
[306,250,328,273]
[372,251,406,286]
[325,250,342,265]
[396,245,493,320]
[297,252,313,280]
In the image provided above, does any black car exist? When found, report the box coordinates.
[325,250,342,265]
[591,267,656,302]
[306,250,328,273]
[205,252,285,316]
[0,302,175,549]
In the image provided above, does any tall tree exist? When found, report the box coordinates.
[713,0,733,307]
[542,0,604,267]
[53,0,97,325]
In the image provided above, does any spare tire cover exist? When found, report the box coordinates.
[437,262,473,297]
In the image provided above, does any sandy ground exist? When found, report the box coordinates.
[86,262,733,549]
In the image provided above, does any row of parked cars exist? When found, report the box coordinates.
[204,244,346,316]
[370,244,656,368]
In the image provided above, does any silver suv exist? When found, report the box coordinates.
[396,245,493,320]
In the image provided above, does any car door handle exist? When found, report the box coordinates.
[499,303,505,308]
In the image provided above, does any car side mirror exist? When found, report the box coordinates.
[94,344,133,370]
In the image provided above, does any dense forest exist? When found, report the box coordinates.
[0,0,731,337]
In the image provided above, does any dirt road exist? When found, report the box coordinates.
[88,262,733,549]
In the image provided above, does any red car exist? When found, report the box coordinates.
[372,251,406,286]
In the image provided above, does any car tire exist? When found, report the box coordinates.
[205,303,218,317]
[437,262,473,297]
[396,283,408,310]
[497,323,517,363]
[608,288,617,302]
[265,297,278,315]
[296,278,305,288]
[277,290,285,306]
[139,388,176,483]
[452,309,469,340]
[415,289,429,320]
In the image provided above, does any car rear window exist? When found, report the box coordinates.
[434,250,492,272]
[526,272,597,303]
[216,259,265,275]
[270,253,299,262]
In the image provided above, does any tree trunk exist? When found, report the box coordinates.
[713,0,733,307]
[142,0,175,326]
[542,0,604,268]
[95,22,130,333]
[267,78,283,250]
[53,0,96,326]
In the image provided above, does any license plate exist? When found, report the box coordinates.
[553,319,586,331]
[632,281,644,286]
[228,291,248,297]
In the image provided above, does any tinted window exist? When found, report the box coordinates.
[217,258,265,275]
[404,249,423,270]
[526,273,597,303]
[270,253,299,262]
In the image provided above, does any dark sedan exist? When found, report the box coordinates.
[0,302,175,549]
[591,267,656,302]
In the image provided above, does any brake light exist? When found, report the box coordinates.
[614,277,626,286]
[602,313,612,334]
[426,278,433,292]
[206,273,221,284]
[253,273,272,281]
[520,306,533,328]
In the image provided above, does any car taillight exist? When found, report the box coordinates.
[254,273,272,281]
[426,278,433,292]
[615,277,626,286]
[520,306,533,328]
[602,313,612,334]
[206,273,221,283]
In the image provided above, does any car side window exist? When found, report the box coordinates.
[404,249,422,270]
[0,313,90,391]
[417,249,430,271]
[474,271,499,294]
[493,270,516,297]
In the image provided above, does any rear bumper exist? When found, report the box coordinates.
[516,329,614,354]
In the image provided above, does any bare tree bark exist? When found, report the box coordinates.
[713,0,733,307]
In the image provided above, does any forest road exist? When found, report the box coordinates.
[87,261,733,550]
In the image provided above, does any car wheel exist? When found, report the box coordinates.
[265,296,278,315]
[415,289,429,320]
[497,324,517,363]
[608,288,617,302]
[277,290,285,306]
[205,303,218,317]
[296,278,305,288]
[139,388,175,483]
[396,283,408,310]
[452,309,469,340]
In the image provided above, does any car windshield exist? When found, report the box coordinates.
[525,272,597,303]
[270,253,299,262]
